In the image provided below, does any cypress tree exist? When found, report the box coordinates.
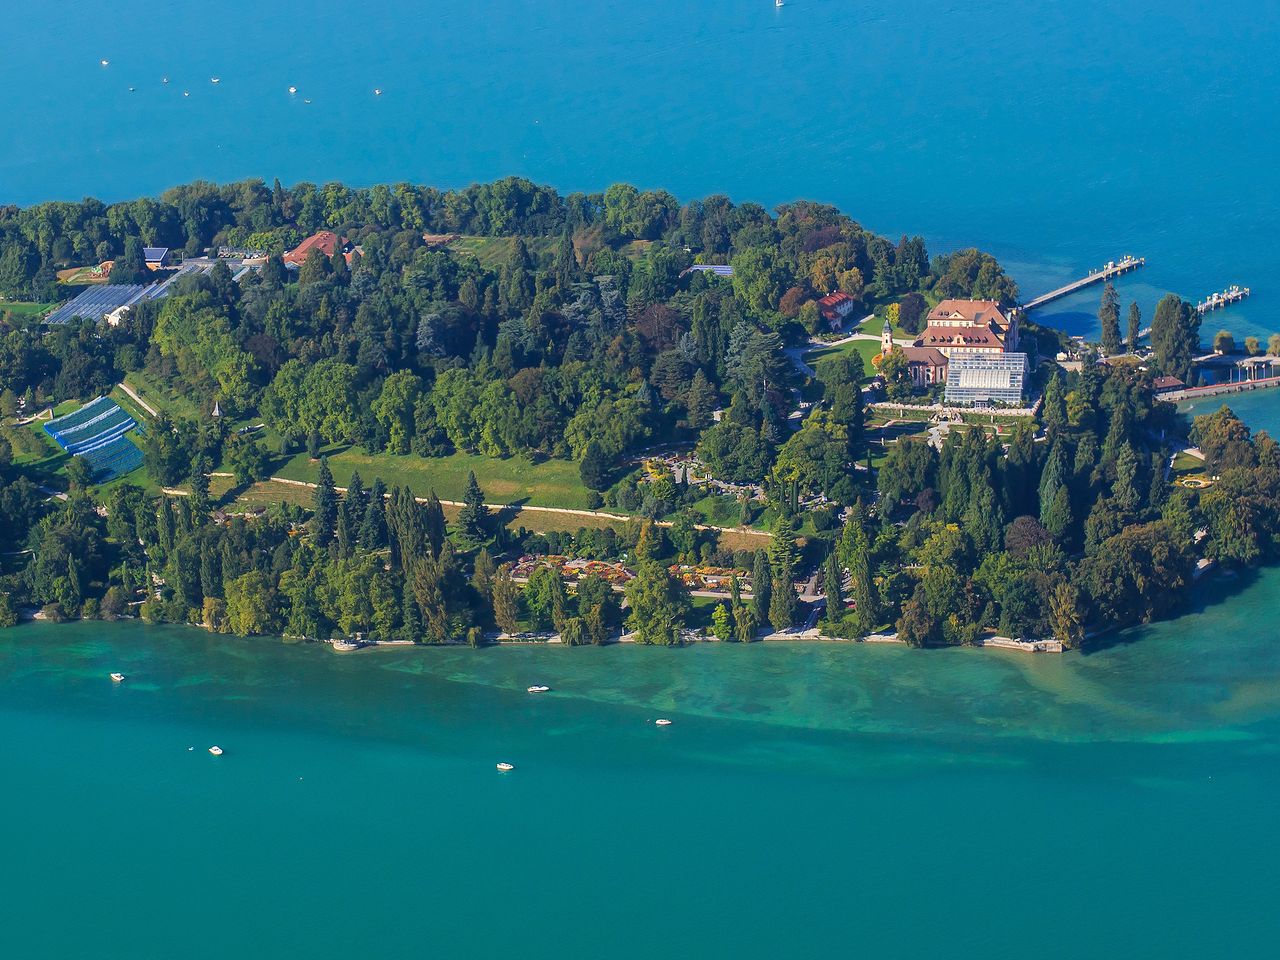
[360,478,388,548]
[1099,281,1122,355]
[491,563,520,634]
[750,549,771,630]
[823,546,843,621]
[401,584,423,643]
[189,455,210,521]
[200,541,221,599]
[423,491,446,557]
[1127,301,1142,353]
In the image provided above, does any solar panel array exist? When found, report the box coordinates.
[44,285,153,325]
[45,396,144,481]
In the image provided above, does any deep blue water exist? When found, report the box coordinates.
[3,0,1278,337]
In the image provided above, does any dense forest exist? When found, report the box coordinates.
[0,177,1252,646]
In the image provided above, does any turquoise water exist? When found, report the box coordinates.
[3,0,1279,337]
[6,3,1280,956]
[5,596,1280,959]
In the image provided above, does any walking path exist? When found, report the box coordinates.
[116,381,158,418]
[265,477,771,540]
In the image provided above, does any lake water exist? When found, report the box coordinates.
[3,0,1278,337]
[4,2,1280,957]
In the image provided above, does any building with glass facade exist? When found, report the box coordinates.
[944,353,1028,406]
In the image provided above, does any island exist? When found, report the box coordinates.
[0,177,1275,649]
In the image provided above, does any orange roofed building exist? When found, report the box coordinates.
[283,231,357,268]
[914,299,1018,358]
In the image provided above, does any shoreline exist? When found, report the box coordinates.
[8,615,1062,654]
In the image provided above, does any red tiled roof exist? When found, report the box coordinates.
[284,231,345,266]
[901,347,948,368]
[1152,376,1185,390]
[928,299,1010,328]
[818,292,854,308]
[916,324,1004,348]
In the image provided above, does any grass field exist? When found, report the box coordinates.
[275,446,596,509]
[805,337,883,378]
[0,301,54,319]
[448,235,558,270]
[123,371,201,421]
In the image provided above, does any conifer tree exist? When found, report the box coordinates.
[457,471,487,545]
[1127,301,1142,353]
[579,440,610,491]
[360,479,388,548]
[491,563,520,635]
[312,457,337,544]
[751,549,771,629]
[189,455,210,521]
[1099,281,1121,355]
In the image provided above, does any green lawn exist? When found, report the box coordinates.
[275,446,596,509]
[0,301,53,320]
[1170,450,1207,478]
[123,371,201,421]
[448,235,557,270]
[805,338,883,379]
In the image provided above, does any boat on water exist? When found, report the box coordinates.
[210,77,221,84]
[655,718,673,726]
[496,762,515,772]
[288,86,297,94]
[110,672,125,683]
[775,0,784,7]
[100,59,110,67]
[374,88,382,96]
[208,746,224,756]
[527,684,551,694]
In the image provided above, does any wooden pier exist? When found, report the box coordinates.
[1021,255,1145,311]
[1161,374,1280,402]
[1197,285,1250,314]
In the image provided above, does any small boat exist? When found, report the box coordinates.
[374,88,382,96]
[162,76,169,84]
[128,86,135,92]
[208,746,224,756]
[527,684,550,694]
[496,761,514,772]
[210,77,221,84]
[100,59,110,67]
[182,91,190,98]
[303,99,312,104]
[110,672,126,682]
[288,85,297,95]
[655,718,673,726]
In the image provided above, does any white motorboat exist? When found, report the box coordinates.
[210,77,221,84]
[110,672,126,682]
[527,684,551,694]
[496,762,515,772]
[100,59,110,67]
[288,86,297,95]
[208,746,224,756]
[655,718,673,726]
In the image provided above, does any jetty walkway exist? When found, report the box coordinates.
[1022,255,1145,311]
[1163,375,1280,402]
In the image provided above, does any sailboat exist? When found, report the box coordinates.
[775,0,784,7]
